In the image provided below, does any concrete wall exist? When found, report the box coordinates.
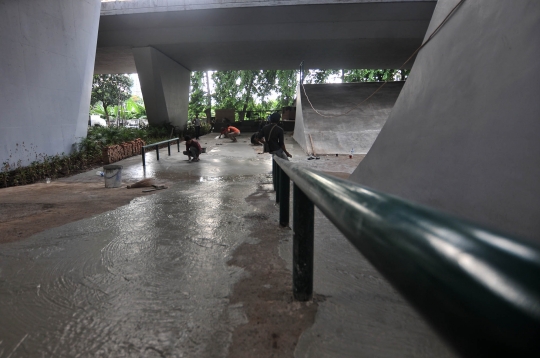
[101,0,433,15]
[349,0,540,240]
[295,82,404,155]
[0,0,101,167]
[133,47,190,128]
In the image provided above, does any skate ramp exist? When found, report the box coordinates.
[350,0,540,240]
[293,82,404,155]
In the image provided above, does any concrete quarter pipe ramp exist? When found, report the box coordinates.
[349,0,540,240]
[294,82,404,155]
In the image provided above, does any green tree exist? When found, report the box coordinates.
[212,70,242,110]
[189,71,206,120]
[238,70,258,117]
[255,70,278,108]
[303,69,341,84]
[91,74,133,124]
[342,69,408,82]
[275,70,298,107]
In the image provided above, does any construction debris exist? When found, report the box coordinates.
[127,178,155,189]
[142,185,168,193]
[102,138,145,164]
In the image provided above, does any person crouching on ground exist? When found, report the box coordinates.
[219,125,241,142]
[258,112,292,160]
[251,132,263,146]
[183,135,202,162]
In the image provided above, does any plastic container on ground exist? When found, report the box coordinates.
[103,165,123,188]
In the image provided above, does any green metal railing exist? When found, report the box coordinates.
[272,157,540,357]
[141,138,180,166]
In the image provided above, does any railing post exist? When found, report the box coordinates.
[293,183,314,301]
[142,147,146,167]
[156,144,159,161]
[272,157,277,191]
[276,164,281,204]
[167,141,171,156]
[177,139,180,152]
[279,169,290,227]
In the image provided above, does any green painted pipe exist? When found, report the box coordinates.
[274,157,540,357]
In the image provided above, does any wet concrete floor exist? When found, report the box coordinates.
[0,134,455,357]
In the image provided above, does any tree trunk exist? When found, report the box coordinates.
[205,71,212,109]
[241,71,256,115]
[103,104,110,126]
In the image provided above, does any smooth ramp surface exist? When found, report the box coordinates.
[349,0,540,240]
[294,82,404,155]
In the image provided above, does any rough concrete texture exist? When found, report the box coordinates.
[95,2,436,73]
[133,47,190,128]
[0,0,101,167]
[349,0,540,241]
[294,82,404,155]
[0,133,455,357]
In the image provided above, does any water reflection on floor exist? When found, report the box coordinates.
[0,176,265,357]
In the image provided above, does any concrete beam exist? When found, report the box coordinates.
[133,47,190,128]
[349,0,540,240]
[95,1,436,74]
[100,0,435,15]
[0,0,101,167]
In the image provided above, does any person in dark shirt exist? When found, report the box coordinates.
[258,113,292,160]
[251,132,263,146]
[183,135,202,162]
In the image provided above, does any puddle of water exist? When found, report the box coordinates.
[0,178,265,357]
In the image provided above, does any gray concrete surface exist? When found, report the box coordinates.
[0,133,455,357]
[349,0,540,241]
[133,47,190,127]
[95,1,436,73]
[100,0,436,15]
[0,0,101,167]
[294,82,404,155]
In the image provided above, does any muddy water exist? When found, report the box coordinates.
[0,176,267,357]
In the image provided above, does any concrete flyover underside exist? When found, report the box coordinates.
[350,0,540,241]
[95,0,437,74]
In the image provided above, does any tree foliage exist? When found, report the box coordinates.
[90,97,146,122]
[91,74,133,123]
[188,71,206,119]
[187,67,407,122]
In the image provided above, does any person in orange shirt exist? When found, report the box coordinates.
[219,125,241,142]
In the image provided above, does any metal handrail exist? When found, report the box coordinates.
[273,156,540,357]
[141,138,180,166]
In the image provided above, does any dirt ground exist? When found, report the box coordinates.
[0,181,166,244]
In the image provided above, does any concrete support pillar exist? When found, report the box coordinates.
[132,47,190,128]
[0,0,101,167]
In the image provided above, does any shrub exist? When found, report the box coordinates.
[0,125,174,188]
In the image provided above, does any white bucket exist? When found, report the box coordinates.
[103,164,123,188]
